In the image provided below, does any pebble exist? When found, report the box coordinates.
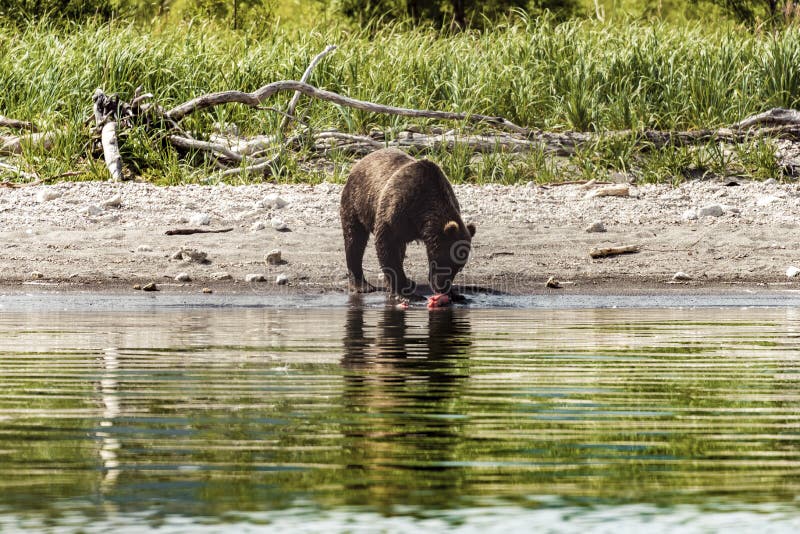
[133,284,142,290]
[275,274,289,285]
[36,189,61,203]
[82,204,103,217]
[211,271,233,280]
[175,272,191,282]
[180,247,208,263]
[136,244,153,253]
[142,282,158,292]
[245,273,266,282]
[262,193,288,209]
[189,213,211,226]
[170,249,184,260]
[265,249,282,265]
[29,271,44,280]
[202,287,213,294]
[545,276,561,289]
[585,221,606,233]
[787,266,800,278]
[102,194,122,208]
[673,271,692,281]
[763,178,778,185]
[682,209,698,221]
[757,195,778,207]
[585,184,629,199]
[250,221,266,231]
[271,217,289,231]
[697,204,724,218]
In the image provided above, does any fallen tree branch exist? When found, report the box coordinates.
[101,121,123,181]
[281,44,337,130]
[167,80,530,135]
[0,115,37,132]
[0,132,55,156]
[165,227,234,235]
[589,245,640,259]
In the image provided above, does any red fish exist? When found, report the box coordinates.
[427,293,451,309]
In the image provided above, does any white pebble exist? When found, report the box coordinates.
[82,204,103,217]
[673,271,692,281]
[697,204,724,218]
[271,217,288,231]
[250,221,266,231]
[245,273,266,282]
[682,209,698,221]
[275,274,289,285]
[189,213,211,226]
[265,249,282,265]
[136,244,153,253]
[585,221,606,233]
[175,272,191,282]
[787,266,800,278]
[102,194,122,208]
[211,271,233,281]
[757,195,778,207]
[36,189,61,203]
[263,193,288,209]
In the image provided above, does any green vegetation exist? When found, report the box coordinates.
[1,6,799,184]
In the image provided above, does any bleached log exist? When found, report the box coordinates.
[101,121,123,182]
[589,245,640,259]
[167,80,530,135]
[169,135,244,162]
[0,132,55,156]
[281,44,337,130]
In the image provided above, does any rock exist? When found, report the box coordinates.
[757,195,778,207]
[211,271,233,281]
[545,276,561,289]
[250,221,266,231]
[180,247,208,263]
[82,204,103,217]
[202,287,213,294]
[136,244,153,253]
[271,217,289,231]
[189,213,211,226]
[29,271,44,280]
[682,209,698,221]
[142,282,158,292]
[275,274,289,285]
[245,273,266,282]
[697,204,724,218]
[763,178,778,185]
[585,184,629,198]
[787,266,800,278]
[133,284,142,290]
[36,189,61,203]
[585,221,606,233]
[170,249,184,260]
[265,249,282,265]
[262,193,288,209]
[673,271,692,281]
[175,272,191,282]
[101,194,122,208]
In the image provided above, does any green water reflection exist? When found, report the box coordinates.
[0,305,799,527]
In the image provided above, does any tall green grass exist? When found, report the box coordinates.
[0,15,797,183]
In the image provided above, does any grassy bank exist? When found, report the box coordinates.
[0,15,797,184]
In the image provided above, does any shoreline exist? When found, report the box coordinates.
[1,180,799,299]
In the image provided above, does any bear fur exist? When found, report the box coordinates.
[340,148,476,300]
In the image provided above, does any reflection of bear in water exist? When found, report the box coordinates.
[340,148,476,302]
[340,304,472,505]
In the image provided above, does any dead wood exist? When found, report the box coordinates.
[589,245,641,259]
[166,80,530,135]
[165,227,234,235]
[281,45,337,131]
[0,115,37,132]
[100,121,123,181]
[0,132,55,156]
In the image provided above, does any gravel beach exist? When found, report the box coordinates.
[1,179,799,296]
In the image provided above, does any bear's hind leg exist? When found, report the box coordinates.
[342,218,377,293]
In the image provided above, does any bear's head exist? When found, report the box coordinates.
[428,220,476,294]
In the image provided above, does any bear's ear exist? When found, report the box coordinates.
[467,223,476,237]
[443,220,459,237]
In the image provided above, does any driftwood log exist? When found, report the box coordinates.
[5,45,800,181]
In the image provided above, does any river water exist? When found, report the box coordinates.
[0,297,799,532]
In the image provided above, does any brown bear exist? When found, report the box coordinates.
[340,148,476,301]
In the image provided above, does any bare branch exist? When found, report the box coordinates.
[281,44,337,130]
[0,132,55,156]
[0,115,37,132]
[167,80,530,135]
